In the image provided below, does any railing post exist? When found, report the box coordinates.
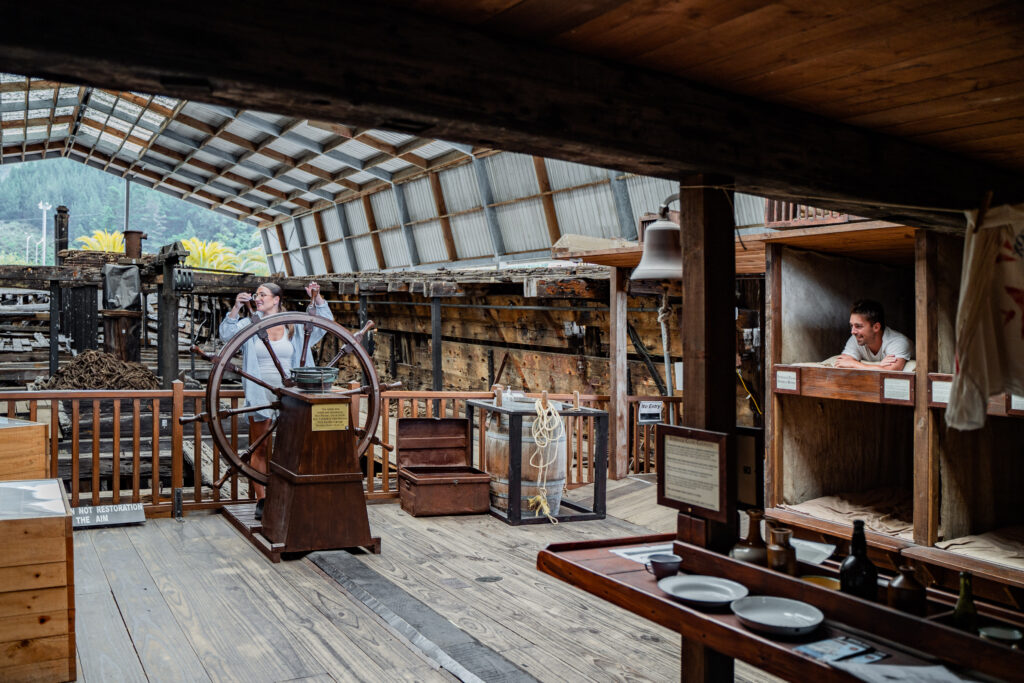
[171,380,184,507]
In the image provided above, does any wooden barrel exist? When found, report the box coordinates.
[485,411,567,516]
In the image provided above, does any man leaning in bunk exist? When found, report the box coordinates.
[835,299,913,371]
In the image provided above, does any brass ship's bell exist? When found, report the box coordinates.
[631,214,682,281]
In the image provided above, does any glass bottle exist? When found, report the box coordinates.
[840,520,878,601]
[952,571,979,635]
[887,565,927,616]
[767,527,798,576]
[730,509,768,566]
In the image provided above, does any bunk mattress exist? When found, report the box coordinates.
[786,355,917,372]
[935,526,1024,571]
[780,487,915,540]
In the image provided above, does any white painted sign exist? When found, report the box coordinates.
[1012,395,1024,412]
[931,380,952,405]
[663,435,720,512]
[776,370,798,391]
[72,503,145,529]
[638,401,663,424]
[883,377,912,402]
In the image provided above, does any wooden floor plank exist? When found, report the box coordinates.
[358,506,678,681]
[124,521,325,683]
[89,527,211,683]
[73,591,147,683]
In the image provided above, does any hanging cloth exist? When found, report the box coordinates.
[946,203,1024,430]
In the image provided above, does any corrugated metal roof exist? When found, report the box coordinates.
[412,221,449,263]
[299,215,319,245]
[369,187,400,229]
[344,200,369,235]
[415,140,456,160]
[288,250,309,276]
[497,199,549,252]
[369,130,415,145]
[352,234,379,270]
[306,246,327,275]
[625,175,676,217]
[553,184,620,238]
[545,158,607,191]
[451,212,493,259]
[282,220,298,252]
[486,152,537,202]
[327,240,352,273]
[336,139,380,161]
[735,193,766,227]
[379,228,410,268]
[402,177,435,222]
[438,163,480,212]
[320,207,344,241]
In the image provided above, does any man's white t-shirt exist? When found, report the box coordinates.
[842,327,913,362]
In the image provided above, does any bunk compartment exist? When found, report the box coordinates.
[765,229,918,558]
[902,230,1024,606]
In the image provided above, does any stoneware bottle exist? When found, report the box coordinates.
[730,509,768,566]
[767,527,798,576]
[887,565,927,616]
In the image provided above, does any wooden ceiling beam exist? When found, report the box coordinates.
[1,2,1017,228]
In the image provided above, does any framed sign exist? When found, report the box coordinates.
[637,401,663,424]
[879,372,914,405]
[656,424,730,523]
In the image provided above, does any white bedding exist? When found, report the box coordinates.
[786,355,916,372]
[780,488,915,540]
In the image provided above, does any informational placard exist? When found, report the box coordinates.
[1012,394,1024,412]
[776,370,798,392]
[72,502,145,529]
[883,377,912,402]
[931,380,952,405]
[637,401,663,424]
[656,425,729,523]
[311,403,350,431]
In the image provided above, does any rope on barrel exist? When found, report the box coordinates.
[527,398,564,524]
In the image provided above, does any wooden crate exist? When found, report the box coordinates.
[0,418,48,481]
[0,479,75,683]
[397,418,490,517]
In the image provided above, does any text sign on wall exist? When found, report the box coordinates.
[656,425,729,523]
[637,401,663,424]
[72,503,145,529]
[1012,395,1024,412]
[311,403,350,431]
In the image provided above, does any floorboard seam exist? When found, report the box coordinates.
[311,551,538,683]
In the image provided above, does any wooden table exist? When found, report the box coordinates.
[537,534,1023,682]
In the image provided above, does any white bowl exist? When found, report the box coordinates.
[730,596,824,636]
[657,575,748,608]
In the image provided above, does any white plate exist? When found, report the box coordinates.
[730,596,824,636]
[657,575,749,607]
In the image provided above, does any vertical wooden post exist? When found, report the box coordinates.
[678,175,736,683]
[171,379,184,502]
[159,252,180,389]
[913,230,939,545]
[49,207,68,377]
[609,266,629,479]
[432,296,443,414]
[765,243,784,508]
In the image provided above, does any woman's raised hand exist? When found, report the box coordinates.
[305,281,324,303]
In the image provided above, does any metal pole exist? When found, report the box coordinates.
[124,178,131,233]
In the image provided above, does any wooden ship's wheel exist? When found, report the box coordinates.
[185,313,392,489]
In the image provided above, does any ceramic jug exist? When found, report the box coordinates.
[730,509,768,566]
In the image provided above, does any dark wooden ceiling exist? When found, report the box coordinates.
[1,1,1021,231]
[388,0,1024,175]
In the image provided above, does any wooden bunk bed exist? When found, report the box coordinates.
[765,227,1024,608]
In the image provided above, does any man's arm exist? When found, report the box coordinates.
[879,355,907,371]
[835,354,872,369]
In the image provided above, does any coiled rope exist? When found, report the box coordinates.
[526,398,564,524]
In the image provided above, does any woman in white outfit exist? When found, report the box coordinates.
[219,281,333,519]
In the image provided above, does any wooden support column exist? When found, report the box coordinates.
[679,175,737,683]
[532,156,561,246]
[362,194,386,271]
[49,206,68,377]
[913,230,939,546]
[431,297,442,391]
[428,171,458,262]
[157,244,185,390]
[765,243,784,508]
[311,210,335,273]
[274,223,294,277]
[609,266,629,480]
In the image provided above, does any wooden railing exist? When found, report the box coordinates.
[764,199,851,228]
[1,385,674,515]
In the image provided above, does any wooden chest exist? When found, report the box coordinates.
[0,479,75,683]
[397,418,490,517]
[0,417,48,481]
